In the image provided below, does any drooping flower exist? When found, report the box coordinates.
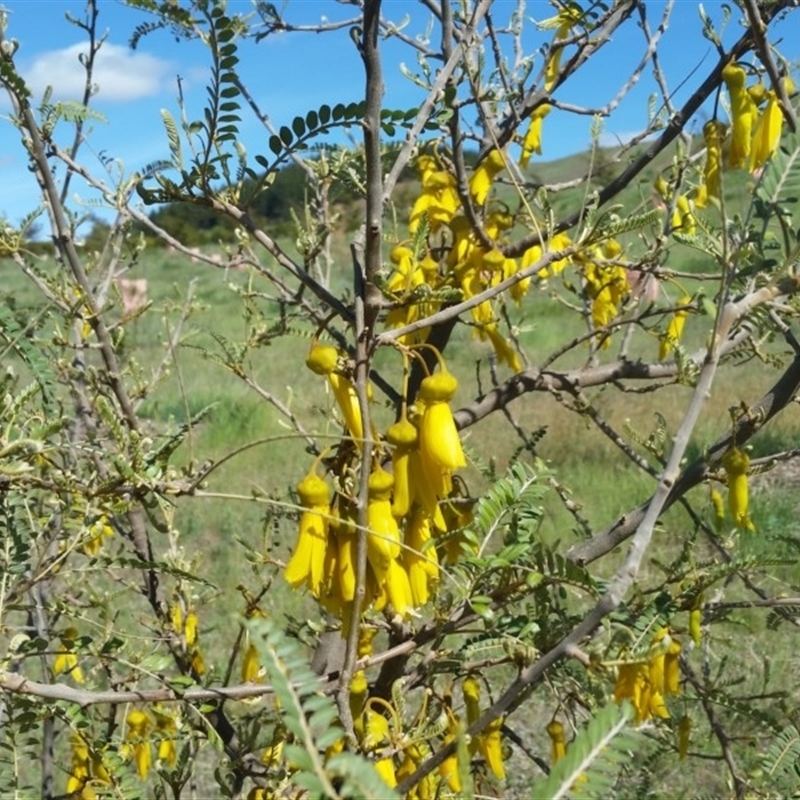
[672,195,696,235]
[284,468,332,595]
[439,701,463,793]
[659,293,691,360]
[305,342,364,446]
[53,627,84,683]
[82,514,114,556]
[409,155,460,233]
[124,709,153,780]
[722,446,754,530]
[750,77,794,171]
[462,675,505,779]
[65,733,92,798]
[403,506,438,606]
[418,371,466,473]
[469,149,507,205]
[366,466,401,585]
[519,104,552,167]
[702,119,727,200]
[153,704,179,768]
[385,415,418,519]
[722,62,758,169]
[541,5,584,91]
[547,720,566,764]
[710,486,725,531]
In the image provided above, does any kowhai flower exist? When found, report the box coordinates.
[722,62,757,169]
[124,709,153,780]
[54,627,84,683]
[469,149,507,205]
[366,466,401,585]
[750,77,794,171]
[519,104,551,167]
[284,469,332,595]
[722,446,754,530]
[659,294,691,360]
[547,720,566,764]
[702,120,727,200]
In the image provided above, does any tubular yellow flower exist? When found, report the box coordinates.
[362,707,396,788]
[542,6,583,90]
[710,486,726,531]
[672,195,695,235]
[284,469,331,594]
[519,104,552,167]
[702,120,727,200]
[418,371,465,472]
[547,720,566,763]
[439,705,463,793]
[367,467,401,584]
[722,446,754,531]
[82,514,114,556]
[305,342,364,445]
[722,62,757,169]
[241,641,261,683]
[659,293,691,360]
[403,506,438,606]
[125,709,153,780]
[66,733,92,797]
[750,78,793,171]
[482,716,506,780]
[385,416,418,518]
[385,557,414,618]
[469,149,507,205]
[54,628,84,684]
[153,705,179,767]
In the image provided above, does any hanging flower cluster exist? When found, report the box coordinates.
[462,675,505,780]
[578,239,630,348]
[285,345,474,626]
[65,732,110,799]
[613,627,682,724]
[722,62,794,172]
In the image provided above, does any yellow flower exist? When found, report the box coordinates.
[384,557,414,619]
[82,515,114,556]
[153,705,179,768]
[547,720,566,764]
[409,156,459,233]
[469,149,507,205]
[241,641,261,683]
[710,486,725,531]
[541,5,583,91]
[124,709,153,780]
[722,62,758,169]
[385,416,418,519]
[66,733,92,798]
[750,77,794,171]
[418,371,465,473]
[184,611,199,647]
[702,120,727,200]
[305,342,364,445]
[403,507,438,607]
[439,705,463,793]
[722,446,754,530]
[519,104,551,167]
[284,469,332,595]
[659,294,691,360]
[54,628,84,684]
[482,716,505,780]
[366,467,401,585]
[671,195,695,235]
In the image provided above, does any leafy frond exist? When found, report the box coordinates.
[762,723,800,781]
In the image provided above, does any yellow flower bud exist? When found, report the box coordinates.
[722,446,754,531]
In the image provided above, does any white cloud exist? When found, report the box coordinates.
[24,42,172,103]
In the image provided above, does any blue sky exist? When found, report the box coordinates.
[0,0,797,230]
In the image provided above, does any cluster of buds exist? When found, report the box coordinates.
[613,627,682,725]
